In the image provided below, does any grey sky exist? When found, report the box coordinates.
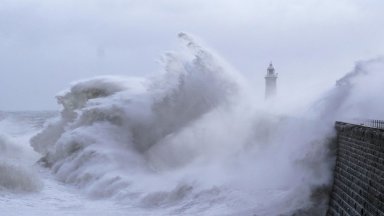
[0,0,383,110]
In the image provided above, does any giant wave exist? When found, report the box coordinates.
[29,33,384,215]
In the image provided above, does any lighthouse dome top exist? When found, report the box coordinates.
[268,62,274,70]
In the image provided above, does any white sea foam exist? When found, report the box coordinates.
[0,134,42,193]
[29,33,384,215]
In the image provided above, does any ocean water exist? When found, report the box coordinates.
[0,34,383,216]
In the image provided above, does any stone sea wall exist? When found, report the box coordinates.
[327,122,384,216]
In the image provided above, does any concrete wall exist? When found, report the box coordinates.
[327,122,384,216]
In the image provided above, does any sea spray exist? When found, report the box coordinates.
[30,33,384,215]
[277,57,384,215]
[0,134,42,193]
[0,111,56,194]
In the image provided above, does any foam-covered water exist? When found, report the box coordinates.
[1,34,383,215]
[0,111,57,193]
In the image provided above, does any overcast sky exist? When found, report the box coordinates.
[0,0,383,110]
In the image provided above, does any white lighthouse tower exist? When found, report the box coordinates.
[265,62,278,99]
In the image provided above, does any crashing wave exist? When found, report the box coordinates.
[30,33,384,215]
[30,33,247,213]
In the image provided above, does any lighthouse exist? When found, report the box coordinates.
[265,63,278,99]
